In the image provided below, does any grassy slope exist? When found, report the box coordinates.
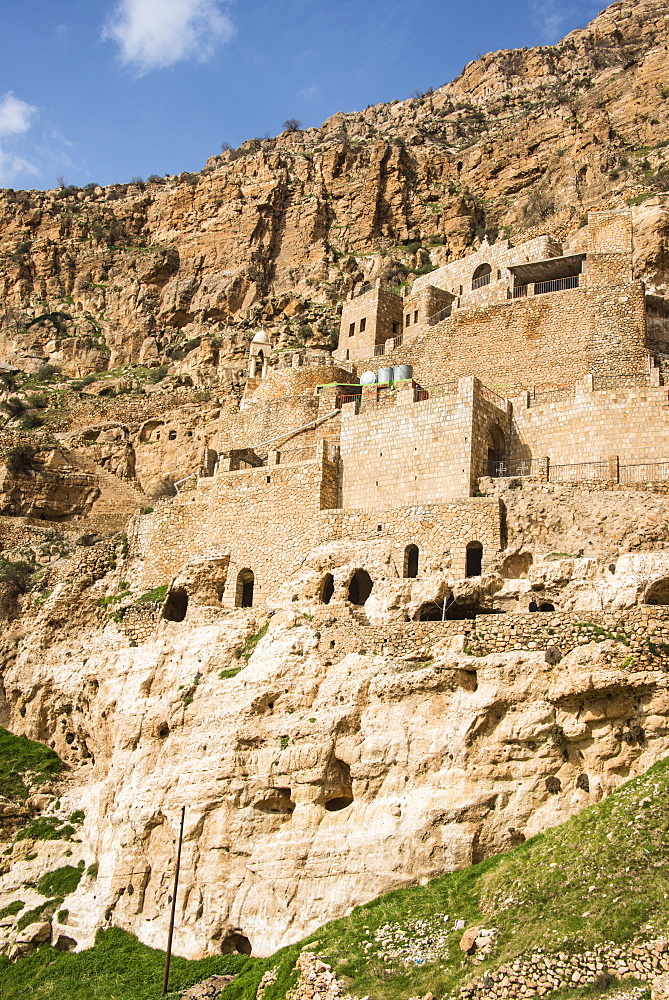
[0,725,61,802]
[1,759,668,1000]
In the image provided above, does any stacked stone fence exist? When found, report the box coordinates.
[312,608,669,664]
[455,936,669,1000]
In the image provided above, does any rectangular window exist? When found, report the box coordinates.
[392,321,399,335]
[349,322,355,337]
[414,310,418,324]
[405,314,411,327]
[360,317,366,332]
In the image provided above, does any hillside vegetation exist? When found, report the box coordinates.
[1,757,668,1000]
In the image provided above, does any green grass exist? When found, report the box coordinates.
[136,584,168,604]
[0,725,62,802]
[0,927,252,1000]
[214,757,669,1000]
[36,863,84,897]
[15,816,76,842]
[0,900,24,918]
[16,897,64,931]
[219,667,242,679]
[241,622,269,661]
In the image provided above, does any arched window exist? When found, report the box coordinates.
[472,263,492,290]
[321,573,335,604]
[347,569,373,606]
[403,544,419,579]
[162,587,188,622]
[236,569,254,608]
[466,542,483,578]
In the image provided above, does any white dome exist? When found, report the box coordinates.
[251,330,271,345]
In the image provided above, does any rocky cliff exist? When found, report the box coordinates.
[0,0,668,376]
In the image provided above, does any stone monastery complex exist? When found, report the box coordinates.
[145,209,669,618]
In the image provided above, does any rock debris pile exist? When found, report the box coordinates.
[456,937,669,999]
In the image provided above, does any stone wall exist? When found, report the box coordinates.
[510,383,669,468]
[338,377,511,507]
[319,496,502,580]
[133,447,340,605]
[311,607,669,666]
[360,282,648,395]
[338,284,403,360]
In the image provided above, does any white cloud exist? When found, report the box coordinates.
[528,0,602,44]
[0,92,38,138]
[0,93,39,185]
[104,0,235,74]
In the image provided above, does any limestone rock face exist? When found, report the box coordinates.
[0,605,667,959]
[0,0,668,373]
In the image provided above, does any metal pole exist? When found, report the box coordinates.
[162,806,185,997]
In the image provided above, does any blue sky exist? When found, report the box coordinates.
[0,0,605,191]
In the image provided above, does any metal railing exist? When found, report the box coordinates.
[336,393,360,408]
[393,333,403,349]
[549,461,608,483]
[530,383,576,406]
[620,462,669,484]
[471,272,491,290]
[175,473,198,492]
[373,344,384,357]
[354,282,372,298]
[489,459,544,478]
[480,384,507,408]
[427,306,452,326]
[513,275,579,298]
[535,275,579,295]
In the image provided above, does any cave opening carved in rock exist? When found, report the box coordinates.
[254,787,295,815]
[220,931,252,955]
[320,573,334,604]
[162,587,188,622]
[347,569,373,606]
[645,578,669,605]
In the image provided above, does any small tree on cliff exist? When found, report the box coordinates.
[282,118,302,132]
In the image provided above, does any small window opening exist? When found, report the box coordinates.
[155,431,160,440]
[349,322,355,337]
[466,542,483,578]
[168,430,177,441]
[236,569,255,608]
[414,310,418,323]
[405,314,411,327]
[162,587,188,622]
[345,350,349,360]
[325,795,354,811]
[321,574,335,604]
[404,544,419,579]
[221,931,252,955]
[348,569,373,606]
[392,321,400,335]
[359,317,366,332]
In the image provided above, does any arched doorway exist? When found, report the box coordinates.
[403,544,419,579]
[220,931,252,955]
[472,263,492,290]
[348,569,373,606]
[485,423,506,477]
[321,573,335,604]
[466,542,483,577]
[162,587,188,622]
[236,569,254,608]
